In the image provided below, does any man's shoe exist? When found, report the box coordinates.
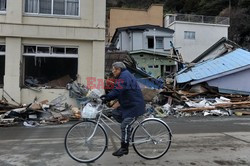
[112,147,128,156]
[112,142,129,157]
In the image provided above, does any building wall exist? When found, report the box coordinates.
[196,44,229,62]
[207,68,250,94]
[167,22,229,62]
[108,4,163,42]
[118,29,173,52]
[0,0,106,105]
[133,32,143,51]
[132,53,175,77]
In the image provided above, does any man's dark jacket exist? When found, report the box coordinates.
[105,69,145,119]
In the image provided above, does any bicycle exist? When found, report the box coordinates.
[64,101,172,163]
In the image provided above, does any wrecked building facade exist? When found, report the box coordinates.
[177,48,250,95]
[0,0,106,105]
[109,24,177,78]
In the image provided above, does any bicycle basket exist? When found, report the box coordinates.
[81,103,98,119]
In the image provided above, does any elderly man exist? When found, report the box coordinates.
[101,62,145,157]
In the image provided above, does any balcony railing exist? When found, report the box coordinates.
[168,14,230,25]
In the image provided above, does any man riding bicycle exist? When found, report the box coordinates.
[101,62,145,157]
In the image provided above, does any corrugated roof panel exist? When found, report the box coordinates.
[176,48,250,83]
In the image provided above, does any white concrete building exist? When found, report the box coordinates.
[0,0,106,105]
[164,14,230,62]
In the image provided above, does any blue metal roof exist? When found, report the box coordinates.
[177,48,250,83]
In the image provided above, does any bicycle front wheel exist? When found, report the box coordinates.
[132,118,172,160]
[64,120,108,163]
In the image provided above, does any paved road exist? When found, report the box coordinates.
[0,116,250,166]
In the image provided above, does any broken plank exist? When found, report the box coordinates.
[180,106,216,112]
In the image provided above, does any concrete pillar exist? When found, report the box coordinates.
[4,37,21,104]
[92,41,105,80]
[78,41,93,84]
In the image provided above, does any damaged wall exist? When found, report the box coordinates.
[21,89,77,106]
[0,0,106,105]
[4,38,22,103]
[207,67,250,95]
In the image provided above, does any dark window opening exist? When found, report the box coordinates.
[148,37,154,49]
[0,45,5,52]
[37,46,50,54]
[52,47,65,54]
[165,65,172,72]
[0,56,5,86]
[24,57,77,88]
[154,65,159,68]
[66,48,78,54]
[0,0,6,11]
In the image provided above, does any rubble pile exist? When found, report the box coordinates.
[0,81,103,127]
[1,78,250,127]
[142,83,250,118]
[0,97,72,127]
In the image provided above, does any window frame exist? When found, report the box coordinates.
[23,45,79,58]
[0,0,6,14]
[184,31,196,40]
[155,37,164,49]
[24,0,80,17]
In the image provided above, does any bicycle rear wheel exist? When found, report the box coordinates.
[132,118,172,160]
[64,120,107,163]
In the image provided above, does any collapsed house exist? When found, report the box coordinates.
[105,50,164,89]
[177,48,250,95]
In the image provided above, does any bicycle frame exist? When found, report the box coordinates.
[86,104,170,145]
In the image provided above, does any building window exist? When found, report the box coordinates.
[148,37,154,49]
[0,0,6,12]
[184,31,195,39]
[25,0,79,16]
[156,37,164,49]
[23,45,78,88]
[148,65,153,68]
[0,44,5,86]
[23,45,78,58]
[154,65,159,68]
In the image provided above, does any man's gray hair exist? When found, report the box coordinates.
[112,62,126,69]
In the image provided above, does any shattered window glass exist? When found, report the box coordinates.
[66,48,78,54]
[37,46,50,54]
[52,47,65,54]
[24,46,36,54]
